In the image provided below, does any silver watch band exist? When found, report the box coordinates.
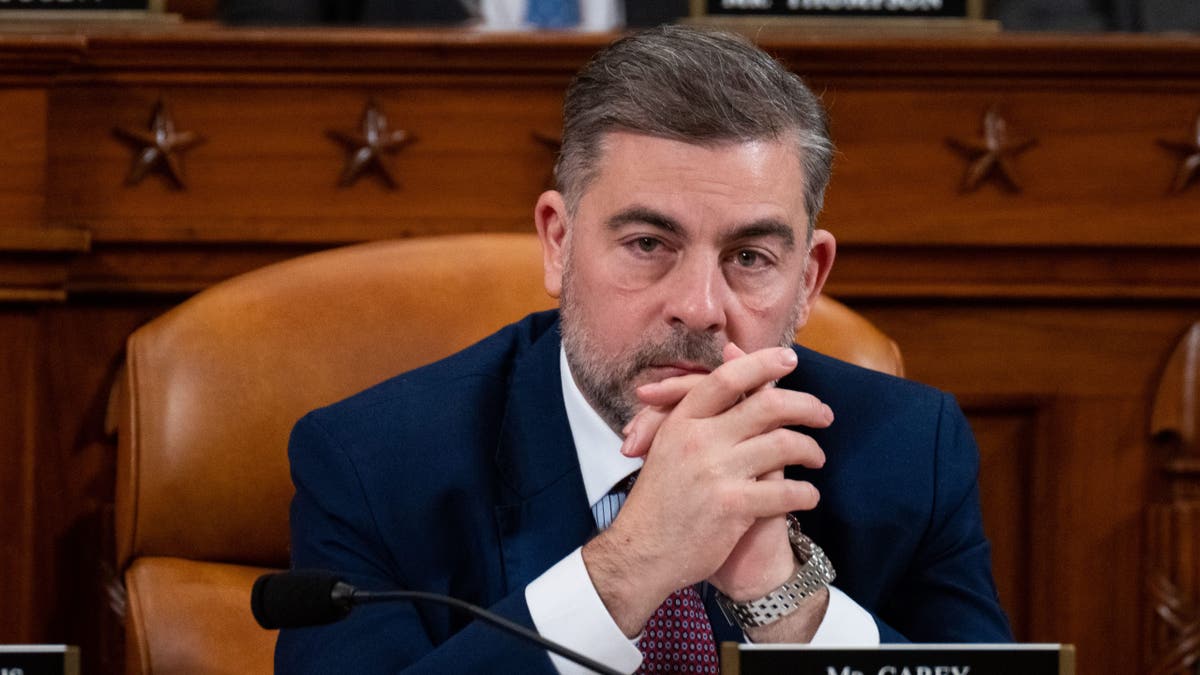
[715,515,836,629]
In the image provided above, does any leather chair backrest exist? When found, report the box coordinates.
[115,232,902,674]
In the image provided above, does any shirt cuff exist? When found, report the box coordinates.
[810,585,881,646]
[525,547,644,674]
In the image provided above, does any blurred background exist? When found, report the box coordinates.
[213,0,1200,32]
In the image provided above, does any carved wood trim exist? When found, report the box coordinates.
[1146,505,1200,675]
[327,99,413,189]
[0,227,91,303]
[1152,323,1199,464]
[0,227,90,253]
[1157,114,1200,195]
[945,106,1037,194]
[112,99,205,190]
[1146,322,1200,674]
[58,28,1200,79]
[0,288,66,303]
[0,35,84,83]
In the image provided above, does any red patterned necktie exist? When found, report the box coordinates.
[605,473,719,674]
[636,584,720,674]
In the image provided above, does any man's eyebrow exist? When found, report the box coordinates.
[725,220,796,250]
[606,208,797,250]
[606,207,682,236]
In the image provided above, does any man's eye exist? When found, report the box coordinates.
[635,237,660,253]
[735,249,762,267]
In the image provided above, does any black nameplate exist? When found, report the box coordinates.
[724,644,1073,675]
[704,0,969,18]
[0,0,149,10]
[0,646,80,675]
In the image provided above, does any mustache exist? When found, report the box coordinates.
[627,328,724,374]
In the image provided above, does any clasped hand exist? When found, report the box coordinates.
[582,343,832,637]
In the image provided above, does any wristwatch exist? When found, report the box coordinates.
[715,515,836,629]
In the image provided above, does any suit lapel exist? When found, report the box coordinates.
[493,320,594,592]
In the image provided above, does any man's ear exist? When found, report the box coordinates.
[534,190,569,299]
[793,229,837,329]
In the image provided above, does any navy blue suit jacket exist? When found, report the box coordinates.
[276,311,1011,673]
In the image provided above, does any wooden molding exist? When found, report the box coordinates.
[1146,505,1200,675]
[1151,323,1200,457]
[0,34,84,83]
[829,246,1200,301]
[1146,323,1200,673]
[0,227,91,303]
[0,227,90,253]
[52,28,1200,81]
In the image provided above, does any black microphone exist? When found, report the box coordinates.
[251,570,622,675]
[251,569,356,628]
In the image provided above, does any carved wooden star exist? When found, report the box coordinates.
[112,100,204,190]
[1157,114,1200,194]
[946,107,1037,193]
[327,100,413,189]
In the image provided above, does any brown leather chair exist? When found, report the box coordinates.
[114,232,903,675]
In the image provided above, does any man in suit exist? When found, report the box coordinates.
[277,25,1011,674]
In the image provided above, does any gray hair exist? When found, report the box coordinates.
[556,25,834,237]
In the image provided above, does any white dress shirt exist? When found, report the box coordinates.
[524,347,880,674]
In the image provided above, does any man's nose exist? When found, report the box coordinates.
[663,256,727,334]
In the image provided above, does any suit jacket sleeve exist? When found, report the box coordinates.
[274,413,558,674]
[872,392,1013,642]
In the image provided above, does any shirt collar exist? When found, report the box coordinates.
[559,346,643,508]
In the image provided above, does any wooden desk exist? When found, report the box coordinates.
[1,24,1197,674]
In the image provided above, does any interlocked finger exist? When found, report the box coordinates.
[742,478,821,518]
[675,347,801,420]
[731,427,825,478]
[719,386,832,443]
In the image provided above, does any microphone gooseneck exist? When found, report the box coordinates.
[251,570,622,675]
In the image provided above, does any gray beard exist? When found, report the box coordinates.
[560,302,725,432]
[558,248,805,433]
